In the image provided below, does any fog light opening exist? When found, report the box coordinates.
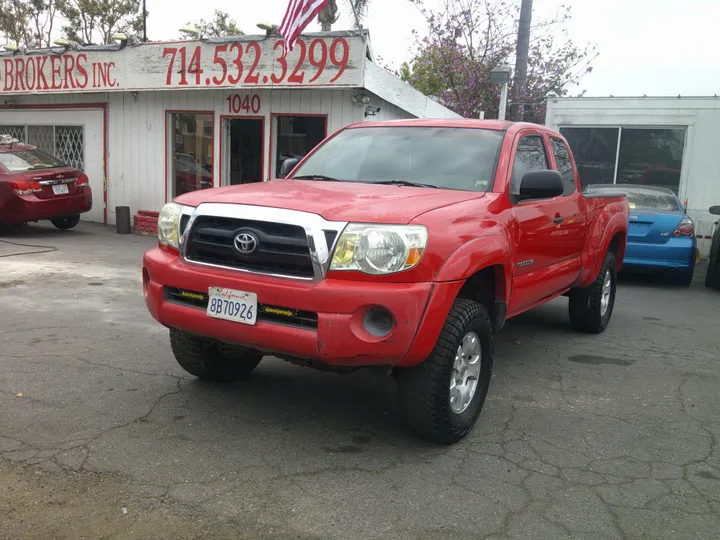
[363,308,395,338]
[142,268,150,296]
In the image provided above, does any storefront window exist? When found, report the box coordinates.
[616,128,686,194]
[275,116,326,177]
[559,126,687,194]
[560,127,619,187]
[170,113,214,197]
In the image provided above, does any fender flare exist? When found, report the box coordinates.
[434,235,513,306]
[580,212,627,287]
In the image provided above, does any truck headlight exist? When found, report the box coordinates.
[330,224,428,275]
[158,202,186,250]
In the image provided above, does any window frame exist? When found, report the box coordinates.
[509,131,551,202]
[166,110,215,201]
[549,136,577,197]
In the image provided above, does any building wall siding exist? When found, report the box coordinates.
[10,88,414,223]
[546,97,720,255]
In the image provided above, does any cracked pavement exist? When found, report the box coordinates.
[1,222,719,539]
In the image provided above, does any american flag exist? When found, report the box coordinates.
[278,0,330,56]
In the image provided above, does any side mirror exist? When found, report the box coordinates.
[709,205,720,216]
[279,158,299,179]
[519,170,564,200]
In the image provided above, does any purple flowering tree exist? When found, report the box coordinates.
[400,0,596,123]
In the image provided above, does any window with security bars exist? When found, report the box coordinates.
[0,124,84,170]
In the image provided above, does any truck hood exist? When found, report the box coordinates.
[175,180,484,223]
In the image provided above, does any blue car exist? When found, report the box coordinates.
[585,184,697,286]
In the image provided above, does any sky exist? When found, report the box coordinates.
[143,0,720,97]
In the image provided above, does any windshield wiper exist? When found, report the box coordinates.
[374,180,438,188]
[292,175,343,182]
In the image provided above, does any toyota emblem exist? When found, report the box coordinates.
[233,231,259,255]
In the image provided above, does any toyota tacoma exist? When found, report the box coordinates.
[143,119,629,444]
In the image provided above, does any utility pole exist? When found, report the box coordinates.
[142,0,148,42]
[511,0,533,122]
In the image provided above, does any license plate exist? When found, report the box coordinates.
[206,287,257,325]
[52,184,69,195]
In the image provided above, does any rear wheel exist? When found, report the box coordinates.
[706,235,720,289]
[169,329,263,382]
[672,269,694,287]
[397,299,494,444]
[569,251,617,333]
[51,214,81,230]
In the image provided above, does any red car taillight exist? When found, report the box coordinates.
[76,174,89,187]
[674,215,695,237]
[10,180,42,195]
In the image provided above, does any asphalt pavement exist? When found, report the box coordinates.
[1,222,719,540]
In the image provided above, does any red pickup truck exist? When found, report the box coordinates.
[143,119,629,444]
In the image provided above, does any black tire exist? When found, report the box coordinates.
[672,269,694,287]
[51,214,81,230]
[397,298,494,444]
[569,251,617,333]
[169,328,263,382]
[706,234,720,289]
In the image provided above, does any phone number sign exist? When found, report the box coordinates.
[0,34,365,95]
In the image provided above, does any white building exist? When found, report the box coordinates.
[0,30,458,225]
[546,96,720,255]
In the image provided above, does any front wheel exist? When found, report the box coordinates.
[569,251,617,333]
[169,329,263,382]
[51,214,81,230]
[397,299,494,444]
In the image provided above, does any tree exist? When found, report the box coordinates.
[180,10,242,39]
[0,0,58,48]
[0,0,31,46]
[319,0,369,31]
[57,0,144,44]
[402,0,596,123]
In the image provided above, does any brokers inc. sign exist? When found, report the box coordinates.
[0,33,366,95]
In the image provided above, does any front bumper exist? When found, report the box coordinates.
[143,248,463,367]
[622,237,696,272]
[1,189,92,224]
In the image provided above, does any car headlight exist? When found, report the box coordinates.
[158,202,186,250]
[330,224,428,275]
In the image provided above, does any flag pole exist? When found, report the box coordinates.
[348,1,362,29]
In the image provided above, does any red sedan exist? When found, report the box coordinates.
[0,136,92,229]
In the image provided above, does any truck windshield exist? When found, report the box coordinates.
[290,126,504,192]
[0,149,67,172]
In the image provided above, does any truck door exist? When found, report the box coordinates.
[507,132,582,315]
[547,136,587,262]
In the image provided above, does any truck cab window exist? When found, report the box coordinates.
[511,135,549,195]
[551,137,576,195]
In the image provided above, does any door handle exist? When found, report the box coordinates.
[553,216,565,224]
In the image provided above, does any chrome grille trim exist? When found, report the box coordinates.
[180,203,347,282]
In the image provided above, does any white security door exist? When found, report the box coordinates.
[0,108,105,222]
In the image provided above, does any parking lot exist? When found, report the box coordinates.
[1,222,719,540]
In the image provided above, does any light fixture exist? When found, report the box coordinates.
[364,105,381,118]
[2,44,23,55]
[111,32,129,50]
[179,25,202,39]
[257,22,280,38]
[351,93,371,106]
[490,65,513,121]
[53,38,81,51]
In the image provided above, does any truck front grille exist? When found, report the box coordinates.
[185,216,315,279]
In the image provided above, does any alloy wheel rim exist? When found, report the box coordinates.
[449,332,482,414]
[600,270,612,316]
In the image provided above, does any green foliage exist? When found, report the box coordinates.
[180,10,243,39]
[56,0,144,44]
[403,0,596,122]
